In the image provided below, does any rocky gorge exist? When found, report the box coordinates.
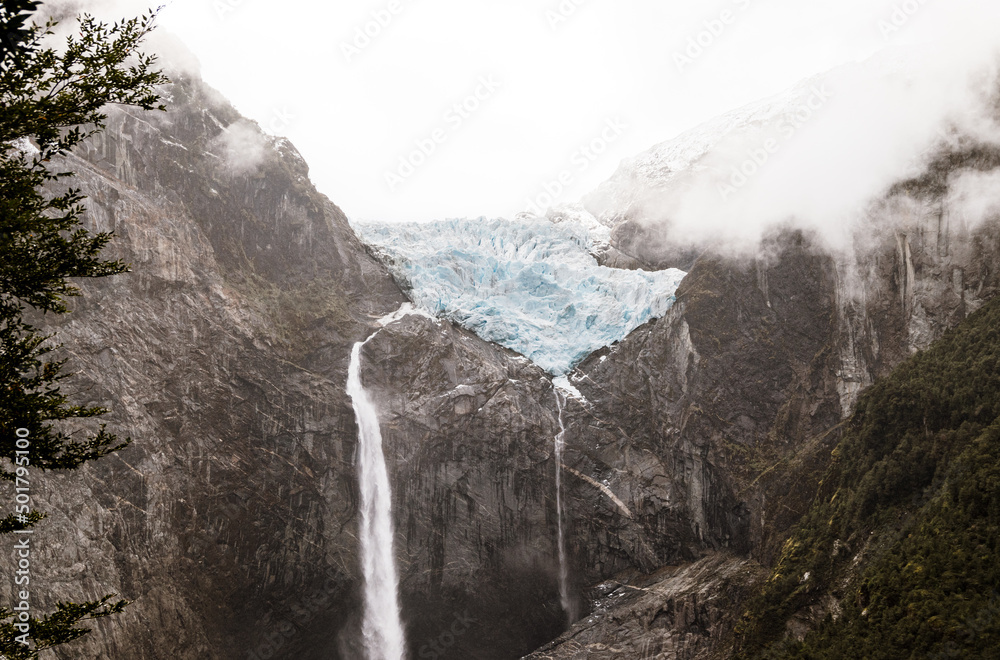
[2,58,1000,660]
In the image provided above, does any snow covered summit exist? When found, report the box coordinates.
[354,215,686,375]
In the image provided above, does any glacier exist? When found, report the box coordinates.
[353,214,686,375]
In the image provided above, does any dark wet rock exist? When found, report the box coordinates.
[3,62,999,660]
[523,553,766,660]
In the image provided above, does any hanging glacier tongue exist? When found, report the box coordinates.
[355,215,687,375]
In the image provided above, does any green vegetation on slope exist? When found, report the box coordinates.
[735,295,1000,659]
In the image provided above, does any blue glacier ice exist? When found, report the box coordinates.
[354,215,687,375]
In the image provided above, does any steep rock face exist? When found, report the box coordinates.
[0,71,413,659]
[838,162,1000,404]
[554,231,843,581]
[733,295,1000,659]
[523,553,766,660]
[347,128,1000,659]
[530,135,1000,657]
[358,316,568,659]
[5,54,1000,660]
[1,70,589,660]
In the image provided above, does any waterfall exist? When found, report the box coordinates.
[348,335,407,660]
[553,388,578,625]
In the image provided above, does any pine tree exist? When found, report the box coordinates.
[0,1,167,656]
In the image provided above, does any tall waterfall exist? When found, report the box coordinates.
[348,335,407,660]
[553,388,578,624]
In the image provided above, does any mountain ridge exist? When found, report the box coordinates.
[2,54,998,659]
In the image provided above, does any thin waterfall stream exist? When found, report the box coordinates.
[553,387,578,624]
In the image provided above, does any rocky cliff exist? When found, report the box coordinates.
[3,56,1000,660]
[525,554,765,660]
[523,88,1000,656]
[0,68,586,660]
[0,69,408,659]
[529,203,999,657]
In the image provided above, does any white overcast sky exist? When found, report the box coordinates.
[82,1,1000,222]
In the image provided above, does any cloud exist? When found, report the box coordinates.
[589,1,1000,255]
[213,119,269,174]
[30,0,1000,237]
[35,0,202,76]
[945,169,1000,231]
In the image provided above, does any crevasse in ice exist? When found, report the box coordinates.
[354,215,686,375]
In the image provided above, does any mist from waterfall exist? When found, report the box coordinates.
[348,336,407,660]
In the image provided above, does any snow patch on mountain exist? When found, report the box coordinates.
[582,49,999,252]
[581,75,830,226]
